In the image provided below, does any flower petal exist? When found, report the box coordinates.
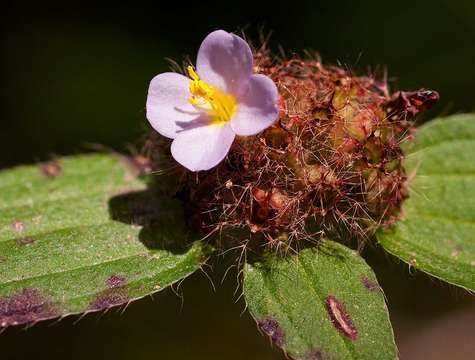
[230,74,279,136]
[146,72,205,139]
[196,30,253,96]
[171,124,235,171]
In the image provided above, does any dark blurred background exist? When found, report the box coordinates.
[1,1,474,359]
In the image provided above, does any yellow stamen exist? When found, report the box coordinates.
[187,65,237,125]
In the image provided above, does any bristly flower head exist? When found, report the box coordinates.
[144,32,439,253]
[146,30,279,171]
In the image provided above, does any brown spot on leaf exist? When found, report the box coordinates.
[11,220,25,232]
[105,275,127,289]
[258,317,285,347]
[361,276,380,292]
[325,295,358,340]
[451,245,463,258]
[16,237,35,246]
[306,349,333,360]
[90,291,128,310]
[39,162,62,178]
[0,288,56,328]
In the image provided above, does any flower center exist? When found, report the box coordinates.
[187,66,237,126]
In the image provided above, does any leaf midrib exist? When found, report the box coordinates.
[0,245,199,289]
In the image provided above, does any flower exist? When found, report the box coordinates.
[146,30,279,171]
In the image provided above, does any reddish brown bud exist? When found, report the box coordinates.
[252,187,269,204]
[269,188,289,210]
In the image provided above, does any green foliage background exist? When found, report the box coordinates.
[1,1,474,359]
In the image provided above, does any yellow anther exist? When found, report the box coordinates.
[186,65,237,125]
[187,65,199,81]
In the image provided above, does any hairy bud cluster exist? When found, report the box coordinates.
[145,49,438,252]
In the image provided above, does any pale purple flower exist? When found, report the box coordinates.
[146,30,279,171]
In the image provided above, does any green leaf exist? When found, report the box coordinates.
[243,241,397,360]
[377,114,475,290]
[0,154,207,328]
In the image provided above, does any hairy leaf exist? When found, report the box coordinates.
[377,114,475,290]
[244,241,397,360]
[0,154,207,328]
